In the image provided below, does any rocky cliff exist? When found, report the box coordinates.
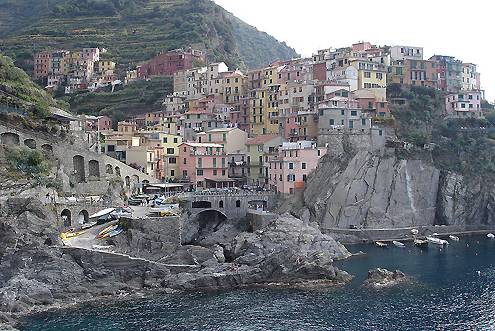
[303,151,440,230]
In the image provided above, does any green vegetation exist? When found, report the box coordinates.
[389,83,495,178]
[5,147,50,177]
[62,76,172,124]
[0,54,62,118]
[0,0,297,73]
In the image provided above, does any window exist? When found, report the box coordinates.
[302,162,306,170]
[303,174,307,182]
[213,158,217,167]
[170,170,175,177]
[329,119,335,125]
[364,72,371,78]
[213,169,217,175]
[289,162,294,170]
[169,157,177,164]
[236,200,241,208]
[197,169,203,176]
[351,110,357,116]
[183,158,187,164]
[173,138,178,143]
[341,109,345,116]
[222,170,226,176]
[376,72,383,79]
[167,148,174,154]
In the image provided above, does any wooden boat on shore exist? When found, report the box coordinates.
[426,236,449,246]
[414,239,428,248]
[375,241,388,248]
[392,241,405,248]
[96,224,118,239]
[449,235,460,241]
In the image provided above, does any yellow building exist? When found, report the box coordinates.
[249,84,281,136]
[351,59,387,100]
[246,134,283,187]
[94,60,116,75]
[223,71,247,105]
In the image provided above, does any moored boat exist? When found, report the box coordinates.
[449,235,460,241]
[96,224,118,239]
[375,241,388,248]
[392,240,405,248]
[487,233,495,239]
[414,239,428,248]
[426,236,449,246]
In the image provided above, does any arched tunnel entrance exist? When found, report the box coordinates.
[184,209,228,245]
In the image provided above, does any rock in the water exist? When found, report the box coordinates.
[363,268,409,288]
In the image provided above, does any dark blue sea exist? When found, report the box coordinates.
[21,236,495,330]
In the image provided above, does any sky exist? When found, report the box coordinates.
[214,0,493,101]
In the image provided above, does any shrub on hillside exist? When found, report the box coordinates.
[6,147,50,177]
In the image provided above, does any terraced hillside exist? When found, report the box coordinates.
[0,0,298,73]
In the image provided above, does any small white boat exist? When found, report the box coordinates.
[89,208,116,219]
[414,238,428,248]
[427,236,449,246]
[392,240,405,248]
[449,235,460,241]
[487,233,495,239]
[375,241,388,248]
[411,229,419,235]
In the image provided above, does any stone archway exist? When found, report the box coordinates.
[77,210,89,225]
[219,200,224,208]
[24,138,36,149]
[88,160,100,180]
[61,209,72,227]
[106,164,113,174]
[1,132,20,145]
[125,176,131,187]
[186,209,228,244]
[115,166,121,177]
[73,155,85,183]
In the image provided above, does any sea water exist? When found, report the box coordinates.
[21,236,495,330]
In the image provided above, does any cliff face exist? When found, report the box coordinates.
[301,149,495,230]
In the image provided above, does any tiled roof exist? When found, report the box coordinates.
[246,134,280,145]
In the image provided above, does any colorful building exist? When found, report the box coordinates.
[268,141,327,194]
[137,48,206,78]
[246,134,284,187]
[445,91,483,118]
[178,142,231,189]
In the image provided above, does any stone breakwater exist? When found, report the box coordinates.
[0,192,351,328]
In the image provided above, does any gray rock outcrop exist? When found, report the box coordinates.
[363,268,409,288]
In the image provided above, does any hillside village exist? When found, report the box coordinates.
[30,41,489,195]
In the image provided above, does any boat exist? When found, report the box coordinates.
[392,241,405,248]
[414,239,428,248]
[411,229,419,235]
[96,224,118,239]
[449,235,460,241]
[426,236,449,246]
[107,227,123,238]
[81,221,97,230]
[375,241,388,248]
[487,233,495,239]
[89,208,116,220]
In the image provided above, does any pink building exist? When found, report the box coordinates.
[85,115,112,131]
[178,142,233,190]
[445,91,483,118]
[268,141,327,194]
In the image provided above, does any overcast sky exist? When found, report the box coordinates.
[214,0,493,101]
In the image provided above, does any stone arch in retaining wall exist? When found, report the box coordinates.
[1,132,20,145]
[106,164,113,174]
[219,200,224,208]
[125,176,131,187]
[24,138,36,149]
[77,210,89,225]
[88,160,100,180]
[73,155,86,183]
[61,209,72,227]
[115,166,121,177]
